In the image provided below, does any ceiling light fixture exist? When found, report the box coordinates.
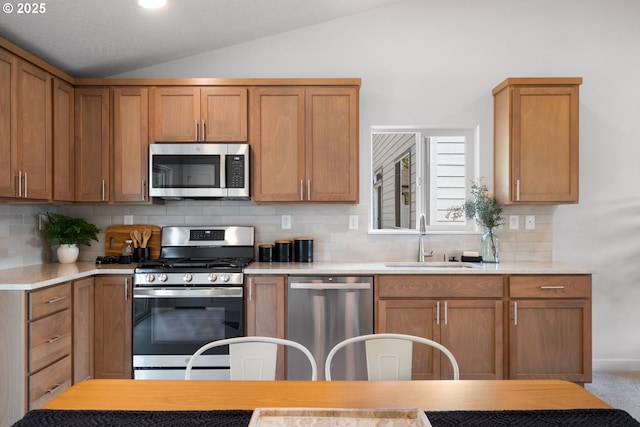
[138,0,167,9]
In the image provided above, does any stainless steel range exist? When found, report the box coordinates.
[133,225,254,380]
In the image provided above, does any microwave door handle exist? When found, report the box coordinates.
[220,154,226,188]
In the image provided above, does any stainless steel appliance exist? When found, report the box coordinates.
[133,225,254,380]
[149,143,249,199]
[287,276,374,380]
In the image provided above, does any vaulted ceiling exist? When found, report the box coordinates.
[0,0,402,77]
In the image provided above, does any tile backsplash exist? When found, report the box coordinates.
[0,201,552,270]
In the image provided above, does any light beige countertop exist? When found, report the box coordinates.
[0,262,135,291]
[245,260,595,275]
[0,260,594,291]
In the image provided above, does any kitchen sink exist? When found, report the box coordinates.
[384,261,480,268]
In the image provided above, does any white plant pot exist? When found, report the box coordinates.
[57,244,79,264]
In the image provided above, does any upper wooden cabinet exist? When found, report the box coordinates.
[250,86,359,203]
[52,78,75,202]
[493,77,582,204]
[0,49,53,201]
[150,86,247,142]
[112,87,149,202]
[74,87,110,202]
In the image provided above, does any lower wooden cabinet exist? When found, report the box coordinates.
[94,275,133,379]
[376,275,504,380]
[508,275,592,383]
[73,277,94,383]
[245,275,287,379]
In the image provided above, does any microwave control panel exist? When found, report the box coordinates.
[226,155,245,188]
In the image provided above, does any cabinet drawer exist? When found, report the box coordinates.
[29,282,72,320]
[29,309,72,373]
[509,275,591,298]
[377,275,503,298]
[29,354,72,410]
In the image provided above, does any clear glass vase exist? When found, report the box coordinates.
[481,229,499,263]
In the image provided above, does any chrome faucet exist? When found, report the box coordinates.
[418,214,433,262]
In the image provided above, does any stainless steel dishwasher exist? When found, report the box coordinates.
[287,276,373,380]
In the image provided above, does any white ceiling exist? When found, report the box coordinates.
[0,0,402,78]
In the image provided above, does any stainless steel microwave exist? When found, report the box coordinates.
[149,143,249,199]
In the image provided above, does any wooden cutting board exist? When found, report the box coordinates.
[105,224,161,259]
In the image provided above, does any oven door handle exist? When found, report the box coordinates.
[133,287,243,298]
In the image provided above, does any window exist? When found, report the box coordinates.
[371,126,478,233]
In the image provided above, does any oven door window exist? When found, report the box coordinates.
[152,155,221,189]
[133,295,243,356]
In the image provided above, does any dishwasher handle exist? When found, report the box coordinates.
[290,282,371,290]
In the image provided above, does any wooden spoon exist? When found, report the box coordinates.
[129,231,139,248]
[141,227,152,248]
[132,229,142,249]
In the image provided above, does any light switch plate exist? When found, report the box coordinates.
[281,215,292,230]
[509,215,519,230]
[349,215,359,230]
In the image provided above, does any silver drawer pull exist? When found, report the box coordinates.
[46,384,63,394]
[47,296,67,304]
[47,334,65,344]
[540,286,565,289]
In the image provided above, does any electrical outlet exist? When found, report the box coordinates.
[509,215,519,230]
[281,215,292,230]
[348,215,359,230]
[525,215,535,230]
[124,215,134,225]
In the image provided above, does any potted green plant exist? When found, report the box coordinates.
[447,179,505,263]
[42,213,100,263]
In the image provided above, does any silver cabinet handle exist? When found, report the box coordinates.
[444,301,448,325]
[514,301,518,325]
[24,171,28,198]
[540,286,565,289]
[47,334,65,344]
[124,278,129,301]
[101,180,106,201]
[300,180,304,201]
[516,179,520,202]
[248,280,253,302]
[47,296,67,304]
[307,180,311,201]
[436,301,440,326]
[195,120,199,140]
[46,384,63,394]
[202,120,206,141]
[18,171,22,198]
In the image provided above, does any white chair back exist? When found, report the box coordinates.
[325,333,460,381]
[185,336,317,380]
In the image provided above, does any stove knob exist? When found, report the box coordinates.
[221,273,231,283]
[208,273,218,282]
[145,274,156,283]
[183,273,193,283]
[158,274,168,283]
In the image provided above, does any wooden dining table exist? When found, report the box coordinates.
[44,379,611,412]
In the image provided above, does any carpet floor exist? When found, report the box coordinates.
[585,371,640,421]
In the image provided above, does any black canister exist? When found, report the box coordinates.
[275,239,292,262]
[293,237,314,262]
[258,244,274,263]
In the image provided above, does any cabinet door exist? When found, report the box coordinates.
[94,276,132,379]
[201,87,247,141]
[15,59,52,201]
[0,48,16,198]
[112,87,149,202]
[509,299,591,382]
[150,87,200,141]
[75,87,110,202]
[377,299,441,380]
[305,87,359,202]
[245,275,286,379]
[250,87,305,202]
[73,277,94,384]
[52,78,75,202]
[493,78,581,205]
[440,299,503,380]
